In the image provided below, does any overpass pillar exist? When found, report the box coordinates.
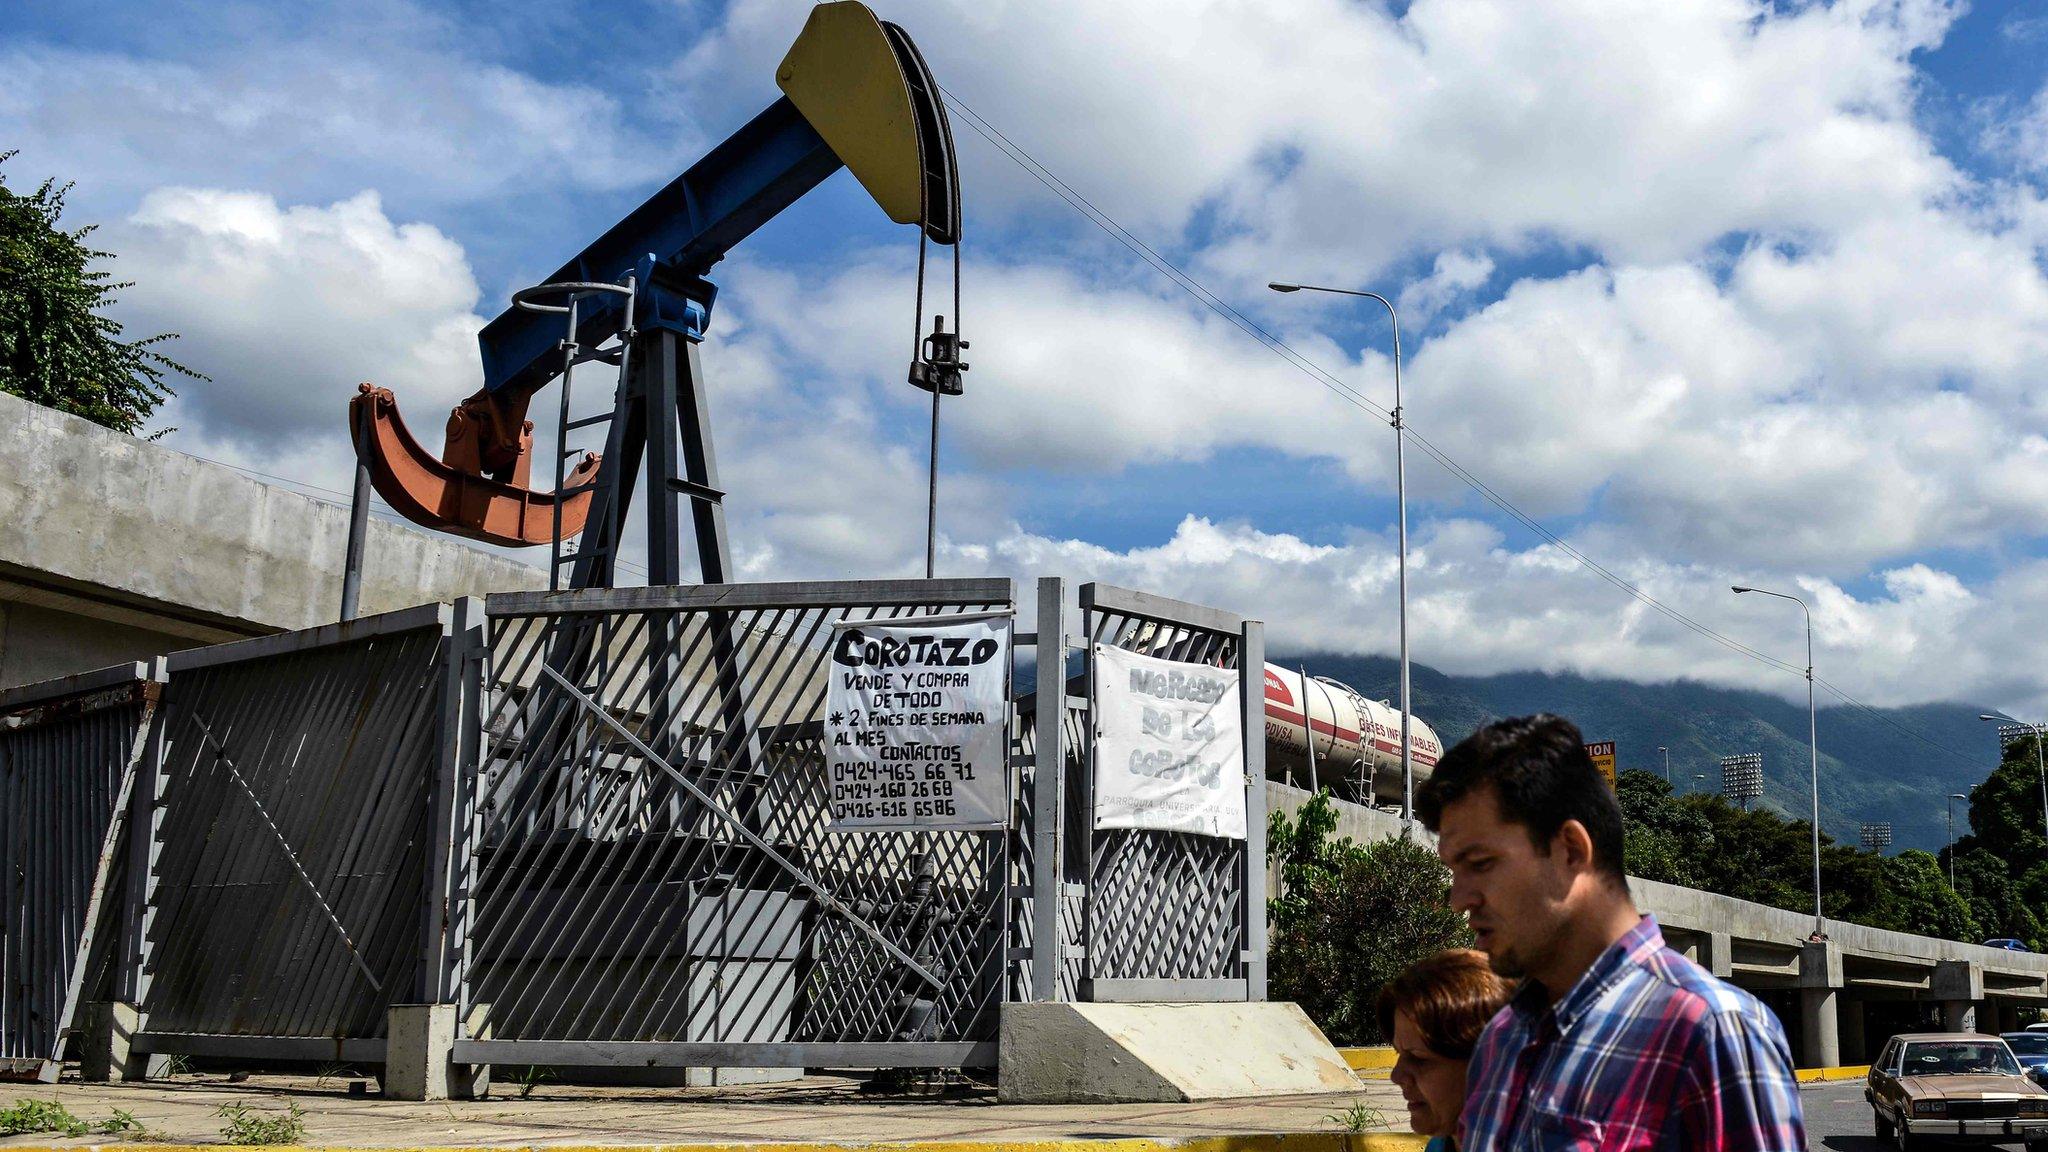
[1933,960,1983,1033]
[1838,996,1867,1064]
[1799,941,1843,1069]
[1698,931,1733,979]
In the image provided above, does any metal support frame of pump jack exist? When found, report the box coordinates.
[341,1,965,611]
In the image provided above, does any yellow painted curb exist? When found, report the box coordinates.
[1794,1065,1870,1083]
[9,1137,1433,1152]
[1339,1046,1397,1072]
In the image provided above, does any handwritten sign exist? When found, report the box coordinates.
[824,616,1010,830]
[1092,644,1246,839]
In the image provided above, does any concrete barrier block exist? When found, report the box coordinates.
[79,1001,160,1082]
[999,1001,1354,1103]
[385,1004,456,1101]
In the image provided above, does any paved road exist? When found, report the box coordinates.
[1803,1079,2048,1150]
[1804,1081,1885,1151]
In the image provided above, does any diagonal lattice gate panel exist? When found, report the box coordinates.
[465,580,1015,1066]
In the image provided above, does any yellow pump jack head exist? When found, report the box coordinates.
[777,1,960,245]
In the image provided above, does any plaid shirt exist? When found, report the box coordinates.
[1457,915,1805,1151]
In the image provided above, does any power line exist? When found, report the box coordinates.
[937,87,1982,770]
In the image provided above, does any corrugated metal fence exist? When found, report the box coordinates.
[0,662,162,1081]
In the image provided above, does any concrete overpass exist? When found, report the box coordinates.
[1268,782,2048,1067]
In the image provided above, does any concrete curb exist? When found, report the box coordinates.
[16,1136,1433,1152]
[1338,1047,1395,1081]
[1794,1065,1870,1083]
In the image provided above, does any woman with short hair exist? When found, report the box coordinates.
[1376,949,1514,1152]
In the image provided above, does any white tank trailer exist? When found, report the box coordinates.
[1261,664,1443,808]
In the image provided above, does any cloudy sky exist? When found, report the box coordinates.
[7,0,2048,725]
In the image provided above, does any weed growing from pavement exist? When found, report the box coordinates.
[0,1098,158,1138]
[1325,1101,1388,1132]
[510,1065,555,1099]
[216,1101,306,1145]
[0,1098,89,1136]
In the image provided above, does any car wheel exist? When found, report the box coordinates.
[1873,1107,1894,1142]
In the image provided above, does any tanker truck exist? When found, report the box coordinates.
[1262,664,1442,808]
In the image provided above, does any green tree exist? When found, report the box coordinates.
[1267,792,1470,1045]
[1615,770,1714,887]
[1878,850,1978,942]
[0,152,201,435]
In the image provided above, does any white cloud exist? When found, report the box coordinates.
[687,0,1962,286]
[112,188,486,479]
[0,37,679,218]
[973,514,2048,716]
[1399,251,1496,326]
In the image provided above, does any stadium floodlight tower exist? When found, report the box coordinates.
[1858,822,1892,853]
[1720,752,1764,811]
[1981,713,2048,844]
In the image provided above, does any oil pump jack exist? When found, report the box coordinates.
[347,1,965,593]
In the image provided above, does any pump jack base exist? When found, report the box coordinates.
[349,384,601,547]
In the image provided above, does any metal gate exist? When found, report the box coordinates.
[0,663,161,1081]
[132,606,453,1062]
[454,579,1017,1069]
[1073,583,1265,1002]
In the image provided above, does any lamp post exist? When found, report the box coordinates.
[1692,773,1708,794]
[1658,745,1670,785]
[1270,280,1412,825]
[1732,584,1824,937]
[1979,712,2048,844]
[1947,793,1968,889]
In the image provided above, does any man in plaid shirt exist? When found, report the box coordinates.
[1418,714,1805,1151]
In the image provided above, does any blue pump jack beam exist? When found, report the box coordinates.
[477,97,841,397]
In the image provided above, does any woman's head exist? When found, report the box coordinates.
[1376,948,1514,1138]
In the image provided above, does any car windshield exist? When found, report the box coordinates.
[1903,1042,2023,1076]
[2007,1035,2048,1057]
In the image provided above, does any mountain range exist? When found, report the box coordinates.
[1277,651,2004,856]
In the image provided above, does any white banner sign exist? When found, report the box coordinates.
[824,616,1010,831]
[1092,644,1246,839]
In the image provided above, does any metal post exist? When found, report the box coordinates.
[1732,585,1822,936]
[927,389,940,579]
[1241,618,1268,1000]
[1267,282,1410,825]
[1806,610,1821,934]
[1300,665,1317,795]
[1659,746,1669,784]
[1030,578,1066,1002]
[1947,793,1964,890]
[340,415,373,621]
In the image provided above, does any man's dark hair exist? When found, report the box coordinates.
[1416,713,1627,884]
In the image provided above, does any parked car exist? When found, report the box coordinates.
[2008,1032,2048,1086]
[1868,1033,2048,1148]
[1986,939,2033,952]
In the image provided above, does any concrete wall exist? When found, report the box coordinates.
[0,392,546,689]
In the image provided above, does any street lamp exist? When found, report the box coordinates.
[1947,793,1969,889]
[1692,772,1709,794]
[1270,280,1413,825]
[1658,745,1669,784]
[1732,584,1824,937]
[1979,712,2048,844]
